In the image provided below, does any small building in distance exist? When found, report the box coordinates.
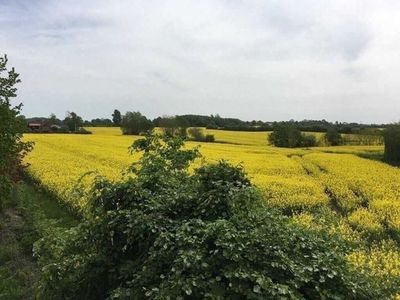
[28,122,42,132]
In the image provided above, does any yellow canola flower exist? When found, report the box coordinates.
[23,128,400,280]
[24,127,399,238]
[347,243,400,277]
[348,208,384,235]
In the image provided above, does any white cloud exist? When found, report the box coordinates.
[1,0,400,123]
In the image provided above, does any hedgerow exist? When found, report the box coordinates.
[34,133,384,299]
[0,54,32,209]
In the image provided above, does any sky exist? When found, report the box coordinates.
[1,0,400,123]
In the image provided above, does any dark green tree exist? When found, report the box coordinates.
[43,113,61,128]
[300,133,317,147]
[384,124,400,163]
[121,111,154,135]
[269,123,302,147]
[48,113,58,125]
[112,109,122,126]
[158,116,180,136]
[63,111,83,132]
[0,54,32,208]
[187,127,205,141]
[175,115,190,137]
[325,127,343,146]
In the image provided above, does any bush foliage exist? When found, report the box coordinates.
[121,111,154,135]
[325,127,343,146]
[384,124,400,163]
[0,54,32,208]
[187,127,215,142]
[269,123,317,148]
[63,111,83,132]
[35,134,383,299]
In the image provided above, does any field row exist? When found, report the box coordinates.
[24,129,399,238]
[23,128,400,286]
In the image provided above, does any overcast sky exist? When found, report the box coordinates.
[1,0,400,123]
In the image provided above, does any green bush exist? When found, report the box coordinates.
[325,128,343,146]
[35,134,384,299]
[63,111,83,132]
[269,123,302,148]
[157,116,188,137]
[187,127,205,141]
[205,134,215,142]
[187,128,215,143]
[0,54,32,209]
[300,134,317,147]
[121,111,154,135]
[269,123,316,148]
[384,124,400,163]
[74,127,92,134]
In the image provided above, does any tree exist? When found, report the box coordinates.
[384,124,400,163]
[120,111,154,135]
[43,113,61,128]
[325,127,343,146]
[90,118,113,127]
[63,111,83,132]
[112,109,122,126]
[0,54,32,208]
[269,123,317,148]
[300,133,317,147]
[158,116,180,136]
[175,115,190,137]
[187,127,205,141]
[269,123,302,147]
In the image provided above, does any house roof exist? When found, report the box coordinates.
[28,123,42,126]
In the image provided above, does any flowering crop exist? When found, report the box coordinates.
[24,128,395,219]
[23,128,400,286]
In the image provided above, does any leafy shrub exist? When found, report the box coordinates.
[269,123,302,148]
[35,134,384,299]
[63,111,83,132]
[187,127,205,141]
[384,124,400,163]
[325,128,343,146]
[269,123,317,148]
[205,134,215,142]
[112,109,122,126]
[121,111,154,135]
[300,134,317,147]
[156,116,188,137]
[74,127,92,134]
[0,54,32,209]
[187,128,215,143]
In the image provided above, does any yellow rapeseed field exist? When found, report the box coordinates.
[24,127,400,282]
[24,128,396,221]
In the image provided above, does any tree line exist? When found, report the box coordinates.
[25,110,388,134]
[24,110,390,149]
[269,123,346,148]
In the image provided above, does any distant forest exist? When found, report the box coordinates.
[25,111,387,134]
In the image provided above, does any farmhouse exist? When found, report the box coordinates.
[28,122,42,131]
